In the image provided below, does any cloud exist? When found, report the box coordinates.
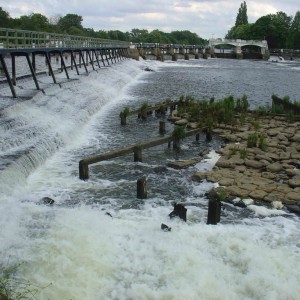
[1,0,299,39]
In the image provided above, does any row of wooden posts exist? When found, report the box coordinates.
[136,175,221,225]
[79,101,221,224]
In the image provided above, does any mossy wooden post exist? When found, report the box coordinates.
[159,121,166,134]
[172,126,185,150]
[134,146,142,162]
[207,199,221,225]
[79,160,89,180]
[120,107,129,125]
[137,177,147,199]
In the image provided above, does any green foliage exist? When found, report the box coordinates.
[0,7,11,27]
[247,133,258,148]
[286,110,295,123]
[57,14,83,33]
[120,107,130,118]
[251,121,260,132]
[271,103,284,115]
[172,126,186,139]
[235,1,248,26]
[228,147,248,159]
[239,148,248,159]
[258,135,268,151]
[140,101,149,112]
[0,265,50,299]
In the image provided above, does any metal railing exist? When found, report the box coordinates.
[0,28,130,49]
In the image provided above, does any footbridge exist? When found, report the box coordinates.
[0,28,131,97]
[209,38,269,59]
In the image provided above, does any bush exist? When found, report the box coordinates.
[258,135,268,151]
[172,126,186,139]
[247,133,258,148]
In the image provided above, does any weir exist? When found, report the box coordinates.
[0,28,131,98]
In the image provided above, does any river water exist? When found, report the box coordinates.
[1,57,300,299]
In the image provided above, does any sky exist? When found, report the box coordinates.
[1,0,299,39]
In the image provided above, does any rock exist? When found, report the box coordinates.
[175,119,188,126]
[249,190,267,201]
[191,172,208,182]
[264,193,284,203]
[272,201,284,209]
[219,178,235,186]
[242,198,254,205]
[153,166,168,173]
[279,152,291,160]
[215,159,234,169]
[168,158,201,169]
[161,223,172,231]
[286,191,300,201]
[285,204,300,215]
[266,162,283,173]
[169,203,187,221]
[144,67,154,72]
[291,153,300,160]
[199,149,210,157]
[244,159,264,169]
[187,122,199,129]
[233,201,247,208]
[288,176,300,188]
[285,169,300,177]
[226,186,250,198]
[40,197,55,205]
[105,212,113,218]
[291,133,300,142]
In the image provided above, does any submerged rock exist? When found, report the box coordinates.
[169,203,187,221]
[40,197,55,205]
[161,223,172,231]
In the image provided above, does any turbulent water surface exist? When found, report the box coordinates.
[1,57,300,299]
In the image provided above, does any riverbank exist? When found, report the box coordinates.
[192,113,300,214]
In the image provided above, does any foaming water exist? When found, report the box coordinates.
[1,58,300,299]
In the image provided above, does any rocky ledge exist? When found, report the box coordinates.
[192,114,300,214]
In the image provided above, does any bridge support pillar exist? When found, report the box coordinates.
[235,45,243,59]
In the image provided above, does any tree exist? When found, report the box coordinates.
[57,14,83,33]
[235,1,248,26]
[226,23,253,40]
[251,13,291,48]
[288,11,300,49]
[107,30,129,41]
[0,7,10,27]
[130,29,149,43]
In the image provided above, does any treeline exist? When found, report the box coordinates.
[227,1,300,49]
[0,7,207,45]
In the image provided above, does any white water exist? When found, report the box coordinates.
[1,59,300,299]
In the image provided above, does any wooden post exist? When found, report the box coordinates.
[173,136,181,150]
[134,147,142,162]
[207,199,221,225]
[159,121,166,134]
[196,133,200,142]
[137,177,147,199]
[79,160,89,180]
[206,128,212,142]
[120,114,127,125]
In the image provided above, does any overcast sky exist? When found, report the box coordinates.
[2,0,299,39]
